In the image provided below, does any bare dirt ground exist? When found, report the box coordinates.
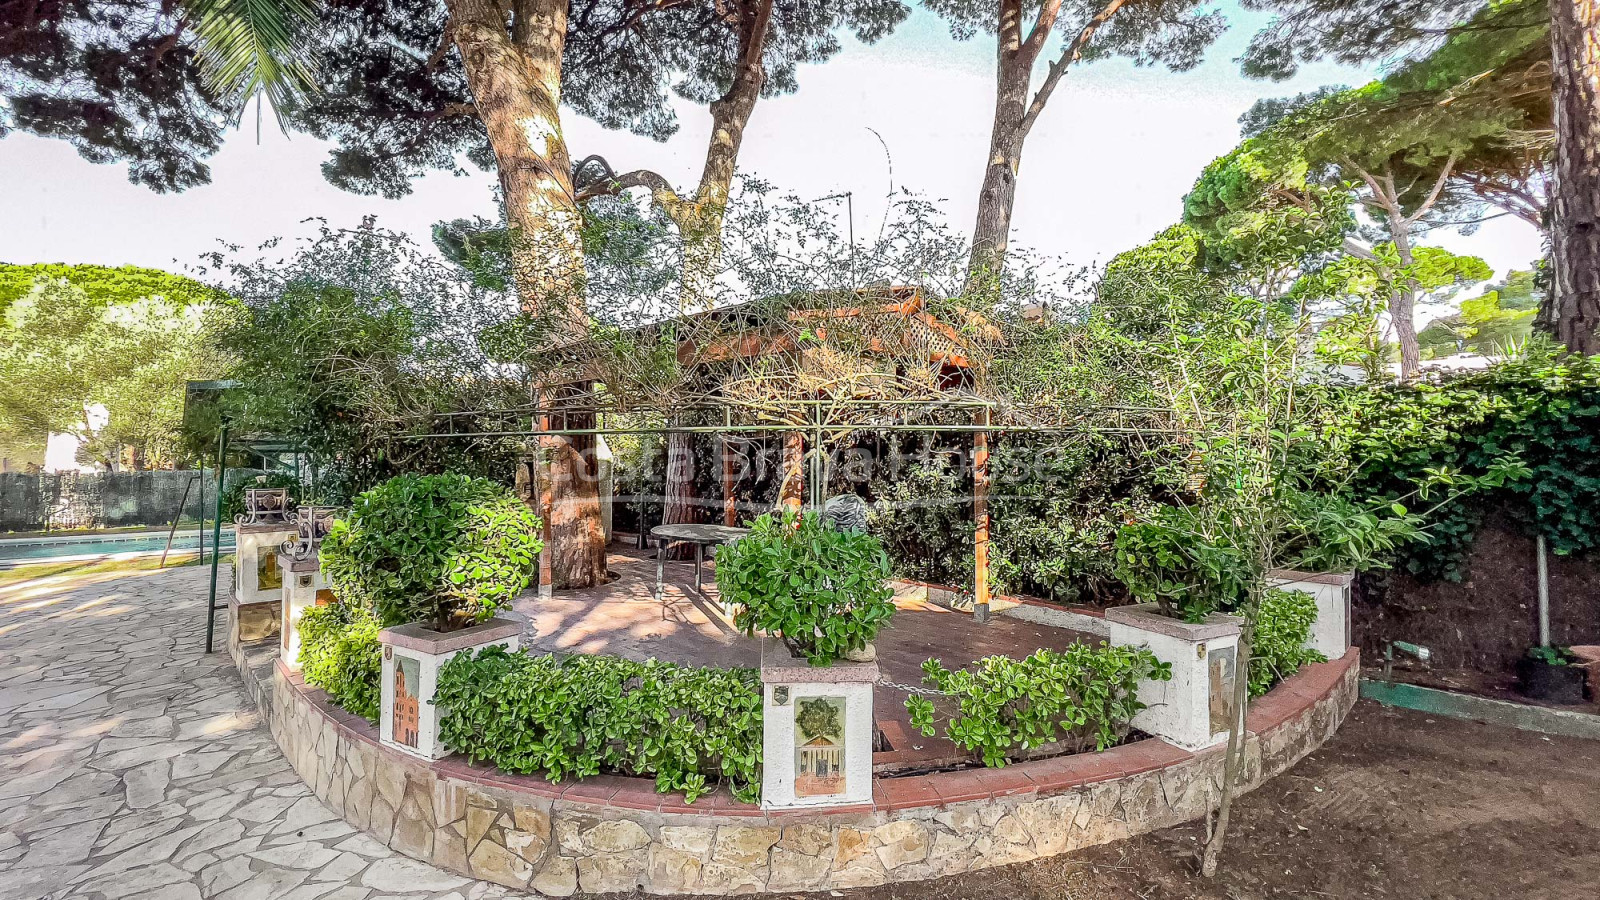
[822,702,1600,900]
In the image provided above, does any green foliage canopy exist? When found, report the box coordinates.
[1329,353,1600,580]
[0,277,223,467]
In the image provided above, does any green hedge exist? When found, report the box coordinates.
[1333,354,1600,580]
[297,602,383,721]
[1248,589,1325,699]
[321,473,542,630]
[435,648,763,804]
[905,644,1171,768]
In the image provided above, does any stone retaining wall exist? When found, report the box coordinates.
[232,638,1359,896]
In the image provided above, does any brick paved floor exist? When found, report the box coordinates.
[515,547,1097,760]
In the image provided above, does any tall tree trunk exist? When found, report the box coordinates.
[966,38,1031,295]
[679,0,773,312]
[1388,213,1422,379]
[661,428,697,559]
[659,0,773,534]
[1543,0,1600,353]
[450,0,606,588]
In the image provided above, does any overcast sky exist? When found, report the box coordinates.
[0,3,1542,295]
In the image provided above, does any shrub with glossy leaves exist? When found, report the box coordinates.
[718,511,896,665]
[1114,504,1253,622]
[297,601,383,721]
[321,474,542,631]
[906,644,1171,768]
[435,647,763,803]
[1248,589,1326,698]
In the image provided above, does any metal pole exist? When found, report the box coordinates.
[161,475,198,568]
[204,424,228,654]
[197,468,206,565]
[1537,533,1551,646]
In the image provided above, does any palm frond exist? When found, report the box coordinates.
[185,0,320,123]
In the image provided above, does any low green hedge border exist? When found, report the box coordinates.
[297,601,383,721]
[1249,589,1326,698]
[906,644,1172,768]
[435,647,764,804]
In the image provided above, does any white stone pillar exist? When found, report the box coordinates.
[378,618,521,760]
[1106,603,1242,751]
[231,523,295,644]
[1267,568,1354,660]
[759,641,877,810]
[278,551,329,671]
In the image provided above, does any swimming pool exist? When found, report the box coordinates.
[0,529,238,567]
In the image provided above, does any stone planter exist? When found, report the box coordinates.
[1267,568,1353,659]
[1105,603,1242,751]
[377,617,521,760]
[759,641,877,810]
[276,550,331,671]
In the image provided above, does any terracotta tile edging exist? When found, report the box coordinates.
[233,630,1359,895]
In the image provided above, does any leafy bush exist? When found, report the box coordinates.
[1329,354,1596,580]
[297,602,383,720]
[435,647,763,803]
[1114,505,1252,622]
[1526,645,1579,666]
[868,457,975,588]
[321,474,542,631]
[988,435,1178,605]
[905,645,1171,767]
[1248,589,1326,698]
[718,511,896,665]
[1279,489,1425,573]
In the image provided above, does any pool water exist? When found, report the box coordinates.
[0,530,238,566]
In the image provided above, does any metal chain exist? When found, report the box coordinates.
[880,680,947,697]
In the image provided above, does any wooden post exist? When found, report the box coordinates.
[779,431,805,513]
[973,408,991,624]
[536,409,554,599]
[721,435,738,526]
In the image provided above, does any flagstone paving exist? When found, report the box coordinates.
[0,563,530,900]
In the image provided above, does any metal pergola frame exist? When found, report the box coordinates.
[396,393,1181,622]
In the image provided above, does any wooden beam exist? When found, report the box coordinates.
[779,432,805,513]
[535,410,554,599]
[721,435,738,526]
[973,408,991,623]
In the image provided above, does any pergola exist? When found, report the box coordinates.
[403,287,1177,621]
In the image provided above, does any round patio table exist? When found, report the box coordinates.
[651,523,750,604]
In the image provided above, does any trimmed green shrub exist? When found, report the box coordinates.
[297,602,383,721]
[905,645,1171,767]
[718,511,896,665]
[1114,505,1252,622]
[1248,589,1326,698]
[435,647,763,803]
[321,474,543,631]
